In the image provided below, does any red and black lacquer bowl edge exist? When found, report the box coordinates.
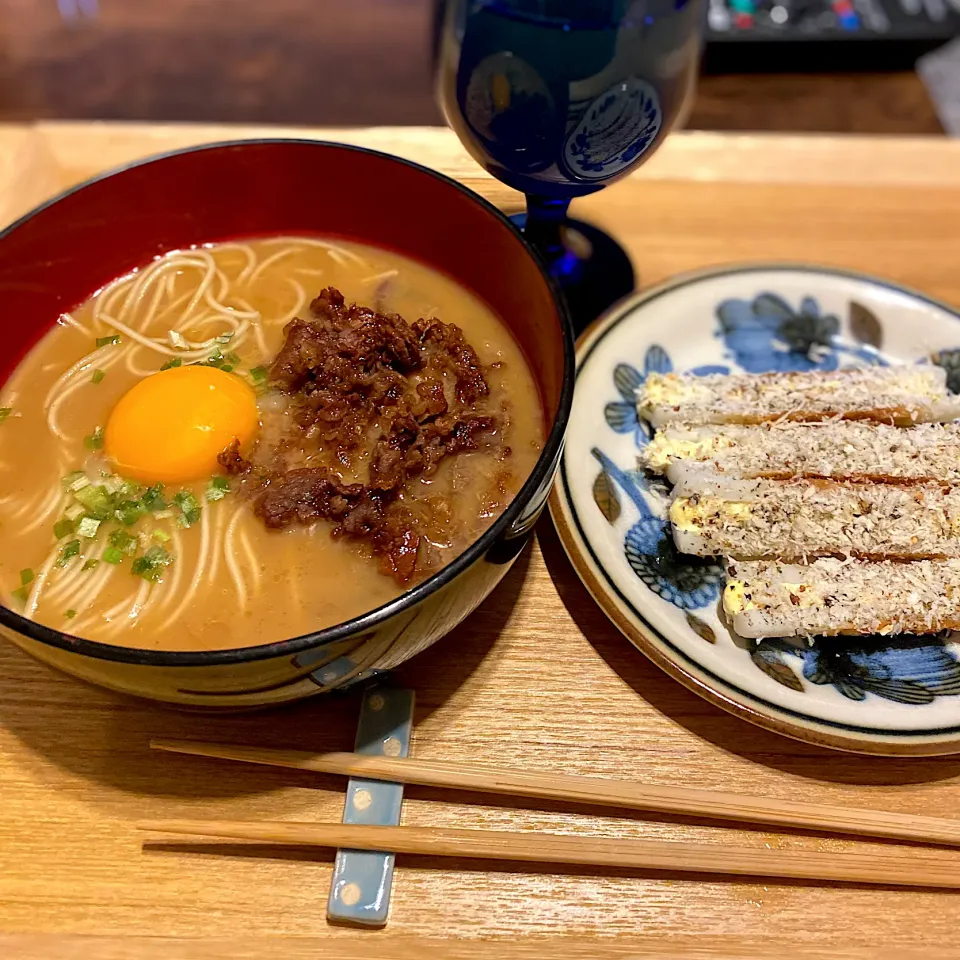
[0,138,575,669]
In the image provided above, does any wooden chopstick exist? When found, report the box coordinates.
[152,738,960,848]
[136,818,960,888]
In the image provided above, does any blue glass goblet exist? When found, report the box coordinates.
[434,0,705,331]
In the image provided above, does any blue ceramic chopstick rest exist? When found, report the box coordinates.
[327,685,414,926]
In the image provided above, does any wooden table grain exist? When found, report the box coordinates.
[2,125,960,960]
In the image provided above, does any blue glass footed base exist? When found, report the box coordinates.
[512,204,635,334]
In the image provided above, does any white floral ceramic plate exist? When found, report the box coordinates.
[549,264,960,755]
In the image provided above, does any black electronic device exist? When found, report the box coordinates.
[704,0,960,71]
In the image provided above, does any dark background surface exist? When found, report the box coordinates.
[0,0,946,134]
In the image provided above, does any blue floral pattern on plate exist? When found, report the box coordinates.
[553,272,960,746]
[591,444,724,610]
[751,638,960,704]
[716,292,886,372]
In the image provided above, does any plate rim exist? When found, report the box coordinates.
[549,260,960,756]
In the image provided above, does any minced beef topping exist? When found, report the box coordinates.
[219,287,510,584]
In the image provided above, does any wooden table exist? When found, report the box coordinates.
[2,124,960,960]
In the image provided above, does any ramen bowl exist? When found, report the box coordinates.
[0,140,573,707]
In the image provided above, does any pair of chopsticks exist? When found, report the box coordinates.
[140,740,960,888]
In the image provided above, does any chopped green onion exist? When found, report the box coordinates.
[131,545,173,583]
[249,365,268,384]
[19,568,34,586]
[76,516,101,539]
[53,518,75,539]
[115,499,147,527]
[56,539,81,567]
[101,475,123,494]
[203,349,241,370]
[168,330,189,350]
[173,490,201,526]
[117,479,142,498]
[64,503,85,522]
[12,585,29,603]
[160,357,183,372]
[63,471,90,492]
[74,485,115,520]
[206,476,230,502]
[82,558,99,572]
[91,369,105,385]
[152,509,174,520]
[141,484,167,511]
[214,333,233,345]
[151,528,171,543]
[96,335,121,348]
[0,407,12,423]
[84,426,104,450]
[102,546,124,565]
[108,529,139,557]
[64,609,76,619]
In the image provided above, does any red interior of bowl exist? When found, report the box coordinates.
[0,140,567,419]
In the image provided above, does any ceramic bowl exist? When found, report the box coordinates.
[0,140,574,708]
[550,264,960,755]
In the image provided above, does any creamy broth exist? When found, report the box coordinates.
[0,238,544,650]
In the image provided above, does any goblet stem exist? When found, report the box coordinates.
[524,195,578,281]
[520,194,634,333]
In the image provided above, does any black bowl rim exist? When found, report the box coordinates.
[0,137,575,667]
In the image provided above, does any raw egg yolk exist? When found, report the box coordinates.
[104,366,259,484]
